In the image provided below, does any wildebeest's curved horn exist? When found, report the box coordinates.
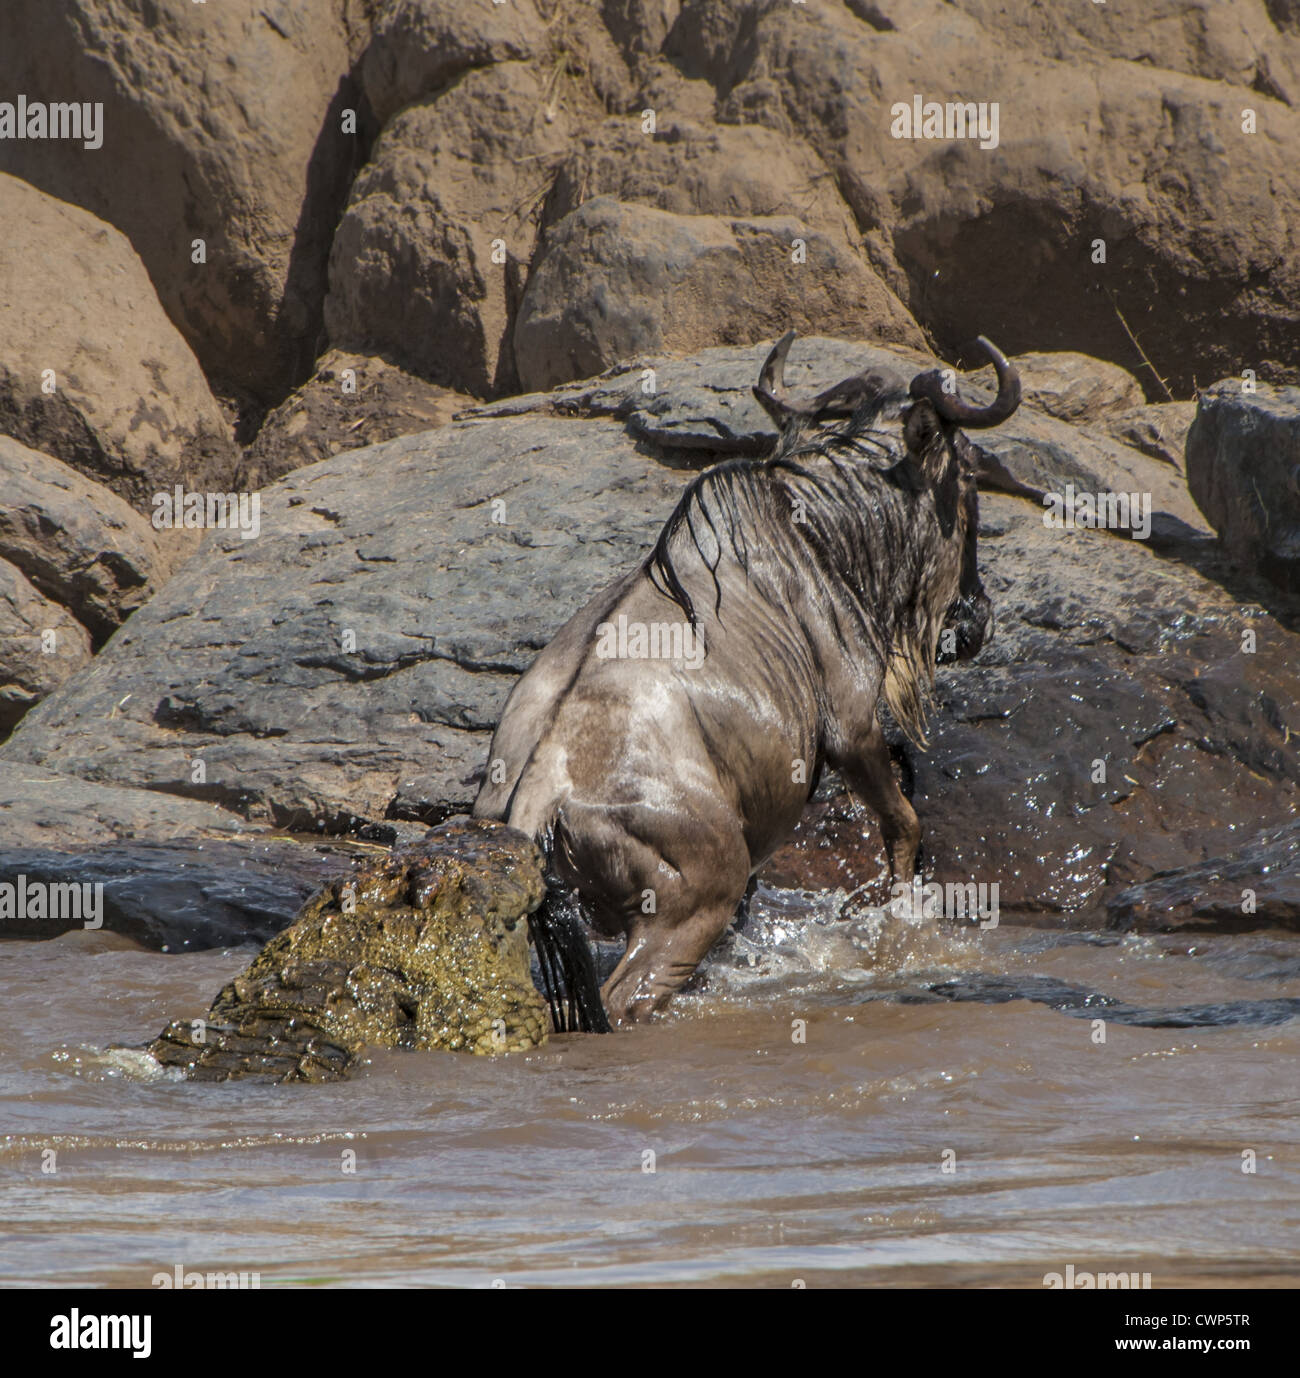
[909,335,1021,428]
[753,330,804,423]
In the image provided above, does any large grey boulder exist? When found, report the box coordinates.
[0,409,685,829]
[3,338,1296,935]
[1186,380,1300,592]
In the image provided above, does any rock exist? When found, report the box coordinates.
[542,118,859,240]
[4,338,1296,935]
[0,175,238,509]
[1100,402,1197,469]
[904,491,1299,922]
[360,0,641,128]
[0,562,92,737]
[602,0,683,65]
[0,761,269,850]
[469,338,1202,529]
[538,0,640,113]
[0,760,402,947]
[140,818,549,1080]
[955,0,1300,92]
[239,350,470,489]
[968,351,1143,424]
[0,406,686,827]
[967,395,1205,534]
[1107,819,1300,933]
[0,436,169,645]
[665,0,1300,395]
[514,196,925,391]
[0,1,368,401]
[0,838,354,950]
[324,62,578,397]
[1185,380,1300,592]
[361,0,548,128]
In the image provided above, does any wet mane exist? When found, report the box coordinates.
[645,389,957,745]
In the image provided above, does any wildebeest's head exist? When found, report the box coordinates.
[752,332,1021,670]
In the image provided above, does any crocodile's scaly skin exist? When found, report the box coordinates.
[143,818,549,1082]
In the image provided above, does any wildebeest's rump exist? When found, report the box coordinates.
[474,333,1022,1028]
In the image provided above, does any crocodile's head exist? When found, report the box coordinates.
[146,819,550,1081]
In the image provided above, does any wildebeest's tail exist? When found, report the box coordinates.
[528,870,611,1034]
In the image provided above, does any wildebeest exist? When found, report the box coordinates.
[474,333,1021,1029]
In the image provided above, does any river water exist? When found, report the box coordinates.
[2,883,1298,1288]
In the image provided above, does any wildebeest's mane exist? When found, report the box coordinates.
[647,392,910,618]
[644,389,950,743]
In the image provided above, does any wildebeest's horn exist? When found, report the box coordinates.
[753,329,802,423]
[909,336,1021,428]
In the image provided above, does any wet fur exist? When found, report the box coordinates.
[475,359,999,1027]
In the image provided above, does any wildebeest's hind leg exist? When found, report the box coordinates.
[587,816,751,1026]
[833,719,922,887]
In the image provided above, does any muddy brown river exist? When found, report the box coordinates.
[2,884,1297,1288]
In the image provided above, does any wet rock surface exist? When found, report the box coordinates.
[902,971,1300,1030]
[1107,819,1300,934]
[140,818,549,1081]
[0,839,351,950]
[1186,381,1300,592]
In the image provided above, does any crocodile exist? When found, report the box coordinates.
[140,818,550,1082]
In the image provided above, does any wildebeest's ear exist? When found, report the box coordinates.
[903,399,944,476]
[904,399,961,533]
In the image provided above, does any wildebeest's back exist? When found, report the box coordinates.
[475,558,824,886]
